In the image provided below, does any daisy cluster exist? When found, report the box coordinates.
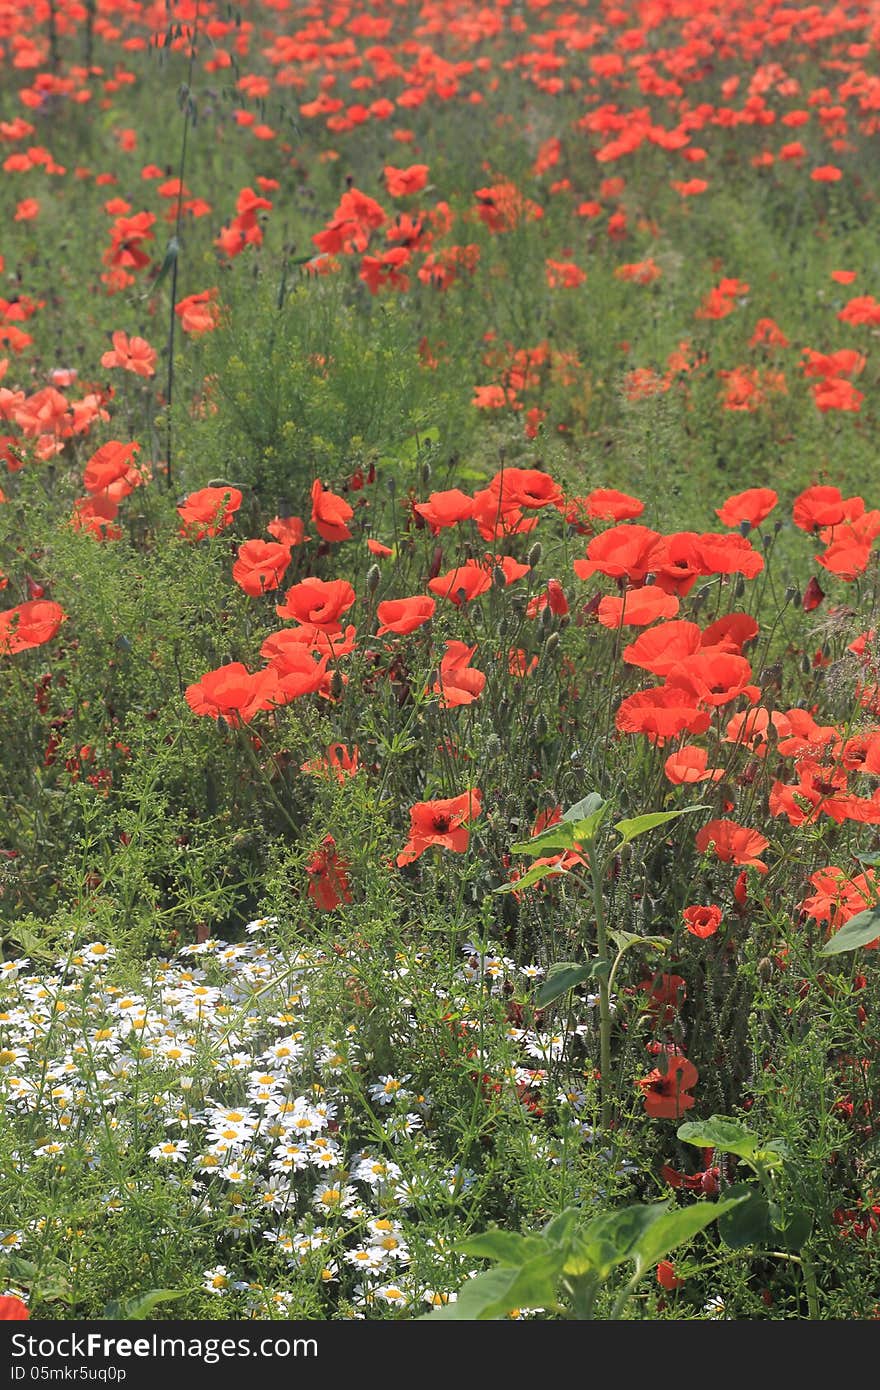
[0,923,582,1316]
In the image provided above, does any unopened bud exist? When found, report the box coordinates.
[492,565,507,590]
[366,564,381,594]
[386,476,396,497]
[544,631,560,657]
[485,734,502,759]
[527,542,543,568]
[329,670,344,699]
[539,602,553,633]
[534,712,549,740]
[421,460,432,486]
[757,957,774,983]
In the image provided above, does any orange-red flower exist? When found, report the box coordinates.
[184,662,279,725]
[311,478,353,542]
[597,588,680,628]
[384,163,429,197]
[695,818,769,873]
[715,487,778,529]
[574,524,668,584]
[83,440,144,501]
[301,743,360,782]
[232,539,291,596]
[638,1051,698,1118]
[100,330,156,377]
[306,835,352,911]
[615,686,711,744]
[428,561,493,605]
[376,595,435,636]
[397,789,482,866]
[413,489,475,533]
[0,599,66,654]
[175,289,220,335]
[682,904,723,938]
[0,1295,28,1319]
[276,577,355,633]
[177,485,242,539]
[432,640,486,708]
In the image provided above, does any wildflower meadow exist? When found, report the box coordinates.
[1,0,880,1325]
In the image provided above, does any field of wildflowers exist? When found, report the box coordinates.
[0,0,879,1322]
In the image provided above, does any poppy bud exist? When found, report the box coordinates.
[386,476,396,497]
[485,734,502,759]
[733,575,746,598]
[544,631,559,657]
[510,592,529,611]
[534,712,549,739]
[539,602,553,633]
[216,715,229,734]
[366,564,381,594]
[421,460,431,486]
[785,586,799,606]
[757,957,774,983]
[492,565,507,590]
[329,670,344,699]
[527,541,543,568]
[738,519,752,537]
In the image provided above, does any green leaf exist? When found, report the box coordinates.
[425,1253,562,1320]
[612,805,709,847]
[632,1196,748,1278]
[541,1208,582,1247]
[562,793,606,824]
[608,930,669,958]
[494,861,567,894]
[149,237,179,297]
[578,1203,673,1281]
[101,1289,188,1320]
[460,1231,547,1266]
[535,961,599,1007]
[818,908,880,955]
[677,1115,761,1160]
[510,825,577,858]
[717,1186,771,1249]
[770,1206,812,1252]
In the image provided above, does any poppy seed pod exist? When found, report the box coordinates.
[365,564,381,594]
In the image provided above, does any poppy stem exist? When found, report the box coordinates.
[236,729,300,839]
[585,844,614,1131]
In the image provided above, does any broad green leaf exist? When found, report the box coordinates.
[426,1253,562,1320]
[717,1186,771,1249]
[578,1203,673,1280]
[535,961,597,1007]
[460,1231,547,1266]
[510,825,577,858]
[677,1115,761,1160]
[855,851,880,867]
[770,1206,812,1252]
[818,908,880,955]
[562,793,606,824]
[494,861,567,894]
[632,1196,748,1278]
[102,1289,188,1320]
[608,930,669,958]
[612,805,709,847]
[542,1208,582,1247]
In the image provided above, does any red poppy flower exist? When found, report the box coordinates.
[597,588,680,628]
[623,621,703,677]
[615,686,711,744]
[664,745,724,785]
[526,579,569,619]
[574,524,668,584]
[432,640,486,708]
[301,743,360,782]
[306,835,352,911]
[566,487,645,522]
[682,904,723,938]
[376,595,435,636]
[100,330,157,377]
[700,612,759,651]
[396,789,482,866]
[72,494,121,540]
[792,485,851,532]
[695,819,769,874]
[83,440,144,500]
[310,478,353,542]
[184,663,279,726]
[428,561,493,605]
[0,1295,28,1319]
[232,539,291,596]
[413,489,475,533]
[276,577,355,633]
[0,599,66,654]
[262,624,356,664]
[175,289,220,335]
[384,163,429,197]
[267,515,307,547]
[657,1261,684,1290]
[715,487,778,529]
[177,485,242,539]
[665,650,761,708]
[638,1052,698,1119]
